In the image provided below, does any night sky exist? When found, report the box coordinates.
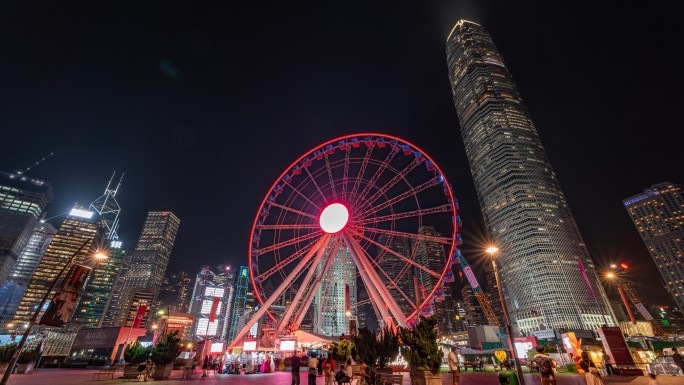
[1,2,682,305]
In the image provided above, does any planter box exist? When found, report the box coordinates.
[409,370,441,385]
[152,363,173,379]
[16,363,34,374]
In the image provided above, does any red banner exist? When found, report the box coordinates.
[345,284,350,314]
[209,297,220,323]
[40,264,91,327]
[132,305,148,328]
[598,327,635,366]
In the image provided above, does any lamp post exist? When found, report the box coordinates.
[486,246,526,385]
[0,240,107,385]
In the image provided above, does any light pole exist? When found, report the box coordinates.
[0,240,107,385]
[486,246,526,385]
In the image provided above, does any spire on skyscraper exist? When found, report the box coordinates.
[90,171,124,240]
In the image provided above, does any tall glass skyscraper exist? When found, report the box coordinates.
[314,247,357,336]
[446,20,613,333]
[0,171,52,285]
[624,183,684,309]
[101,211,179,326]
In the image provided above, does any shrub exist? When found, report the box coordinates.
[152,331,183,365]
[124,341,151,364]
[399,316,443,372]
[0,344,18,364]
[17,346,41,365]
[353,327,378,366]
[330,339,353,361]
[378,326,400,368]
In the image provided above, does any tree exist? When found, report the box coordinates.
[124,341,152,364]
[0,344,18,364]
[330,339,353,362]
[152,331,183,365]
[377,326,400,368]
[352,327,378,365]
[17,346,41,365]
[399,316,443,372]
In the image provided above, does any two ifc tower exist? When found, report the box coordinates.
[446,20,614,333]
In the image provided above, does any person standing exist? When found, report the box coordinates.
[447,347,461,385]
[323,355,335,385]
[580,351,605,385]
[601,353,615,376]
[291,354,302,385]
[672,348,684,374]
[308,353,319,385]
[202,355,210,377]
[533,346,557,385]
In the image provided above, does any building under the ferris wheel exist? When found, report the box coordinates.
[229,134,484,350]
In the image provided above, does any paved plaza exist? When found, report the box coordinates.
[4,369,682,385]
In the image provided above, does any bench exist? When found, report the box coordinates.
[92,367,116,381]
[378,373,402,385]
[122,365,146,382]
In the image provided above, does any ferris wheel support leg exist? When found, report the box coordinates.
[345,233,407,327]
[229,234,330,348]
[276,237,332,334]
[341,232,393,324]
[292,240,340,330]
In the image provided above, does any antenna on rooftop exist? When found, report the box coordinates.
[17,151,56,175]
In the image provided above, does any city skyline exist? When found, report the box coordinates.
[0,1,682,308]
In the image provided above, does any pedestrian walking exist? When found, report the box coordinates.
[323,354,335,385]
[601,353,614,376]
[290,354,302,385]
[533,346,557,385]
[580,351,604,385]
[308,353,319,385]
[672,348,684,374]
[447,347,461,385]
[318,353,323,376]
[202,354,210,377]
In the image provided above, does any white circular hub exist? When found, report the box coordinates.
[319,203,349,234]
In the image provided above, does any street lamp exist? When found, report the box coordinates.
[0,240,107,385]
[486,246,526,385]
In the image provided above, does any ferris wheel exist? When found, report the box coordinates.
[230,134,461,346]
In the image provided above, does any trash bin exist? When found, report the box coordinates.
[498,371,518,385]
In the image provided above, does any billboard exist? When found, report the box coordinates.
[40,265,91,327]
[243,340,257,352]
[280,340,296,351]
[598,327,635,366]
[514,336,538,360]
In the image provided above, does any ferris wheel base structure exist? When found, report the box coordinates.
[229,134,473,349]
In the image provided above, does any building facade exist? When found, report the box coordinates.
[624,183,684,309]
[0,171,52,285]
[188,266,232,340]
[158,271,193,313]
[446,20,613,333]
[14,205,104,324]
[101,211,179,326]
[314,247,357,336]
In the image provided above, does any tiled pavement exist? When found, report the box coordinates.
[4,369,682,385]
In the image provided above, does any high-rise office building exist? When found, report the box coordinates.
[624,182,684,309]
[158,271,193,313]
[0,171,53,285]
[71,239,126,328]
[314,247,357,336]
[378,235,415,315]
[461,285,483,328]
[414,226,458,334]
[188,266,232,340]
[101,211,179,326]
[227,266,249,344]
[14,205,104,324]
[0,222,56,321]
[484,266,505,327]
[446,20,613,333]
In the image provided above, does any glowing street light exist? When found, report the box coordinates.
[606,273,615,279]
[94,252,109,260]
[485,246,499,254]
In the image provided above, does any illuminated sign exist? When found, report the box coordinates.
[211,342,224,353]
[69,208,94,219]
[280,340,295,351]
[243,340,257,351]
[110,241,123,249]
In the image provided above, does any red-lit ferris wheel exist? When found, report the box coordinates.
[230,134,462,346]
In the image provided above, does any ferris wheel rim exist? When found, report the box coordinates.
[247,133,461,324]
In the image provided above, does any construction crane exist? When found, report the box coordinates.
[15,151,56,175]
[607,265,667,337]
[451,249,501,328]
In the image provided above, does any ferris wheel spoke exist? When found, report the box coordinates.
[304,166,329,206]
[256,241,317,282]
[253,231,323,256]
[350,225,453,245]
[286,182,324,212]
[342,144,350,201]
[349,147,399,208]
[355,203,452,226]
[323,152,339,201]
[350,230,441,279]
[357,176,443,219]
[277,235,333,334]
[268,201,319,221]
[293,237,341,330]
[355,158,422,214]
[348,144,374,206]
[256,223,320,231]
